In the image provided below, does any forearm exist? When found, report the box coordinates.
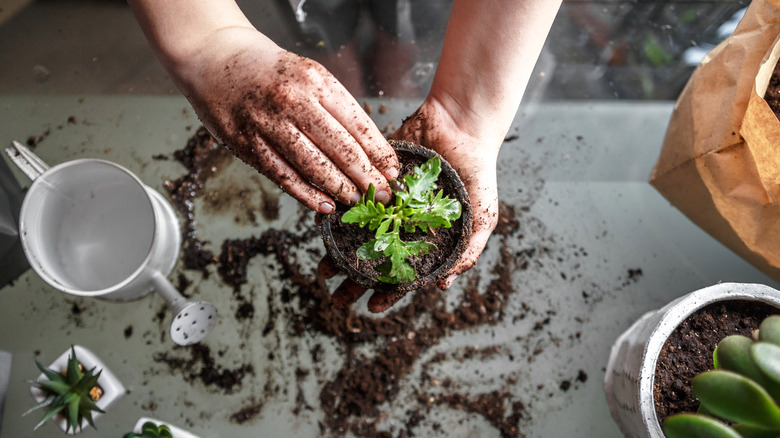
[127,0,277,86]
[431,0,561,144]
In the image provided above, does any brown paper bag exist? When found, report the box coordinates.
[650,0,780,280]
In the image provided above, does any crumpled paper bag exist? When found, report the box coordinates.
[0,155,28,288]
[650,0,780,281]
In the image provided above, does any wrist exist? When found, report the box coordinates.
[423,91,509,153]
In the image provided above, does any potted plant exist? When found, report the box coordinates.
[604,283,780,438]
[663,314,780,437]
[320,140,472,295]
[126,418,200,438]
[25,345,124,434]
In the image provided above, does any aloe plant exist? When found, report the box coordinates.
[124,421,174,438]
[663,315,780,438]
[24,345,105,433]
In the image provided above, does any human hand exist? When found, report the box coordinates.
[172,27,399,213]
[320,96,500,313]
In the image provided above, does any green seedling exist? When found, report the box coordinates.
[341,156,461,285]
[663,315,780,438]
[24,346,105,433]
[124,421,174,438]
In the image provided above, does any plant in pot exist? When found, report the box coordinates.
[126,417,201,438]
[604,282,780,438]
[320,140,472,299]
[25,345,124,434]
[125,421,173,438]
[663,314,780,438]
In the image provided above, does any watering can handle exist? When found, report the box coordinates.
[4,141,50,181]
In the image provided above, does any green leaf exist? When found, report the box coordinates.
[67,395,81,433]
[694,370,780,429]
[402,157,441,204]
[760,316,780,347]
[356,239,383,260]
[37,380,71,395]
[404,240,437,258]
[34,404,65,431]
[35,360,64,384]
[752,342,780,385]
[342,202,375,227]
[663,413,742,438]
[733,423,780,438]
[65,346,83,385]
[717,335,780,402]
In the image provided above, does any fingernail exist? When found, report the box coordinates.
[319,202,334,214]
[385,167,399,180]
[444,273,458,289]
[350,193,361,204]
[376,190,390,204]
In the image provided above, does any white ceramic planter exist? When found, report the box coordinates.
[131,417,200,438]
[604,282,780,438]
[30,345,124,434]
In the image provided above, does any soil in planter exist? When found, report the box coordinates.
[654,300,779,423]
[766,59,780,121]
[326,148,464,291]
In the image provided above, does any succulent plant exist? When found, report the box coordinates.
[124,421,174,438]
[663,314,780,438]
[24,345,105,433]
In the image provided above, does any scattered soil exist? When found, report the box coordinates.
[153,344,253,394]
[151,126,612,437]
[654,300,778,423]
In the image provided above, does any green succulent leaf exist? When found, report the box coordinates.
[35,360,65,384]
[65,346,83,385]
[716,335,780,402]
[760,316,780,347]
[733,423,780,438]
[663,413,742,438]
[37,380,71,395]
[693,370,780,429]
[752,342,780,385]
[124,421,173,438]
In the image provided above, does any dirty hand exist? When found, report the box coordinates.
[171,28,399,213]
[391,98,499,290]
[318,96,500,313]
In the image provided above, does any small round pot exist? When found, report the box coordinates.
[320,140,472,293]
[603,282,780,438]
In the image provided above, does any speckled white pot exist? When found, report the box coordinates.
[604,282,780,438]
[29,345,124,434]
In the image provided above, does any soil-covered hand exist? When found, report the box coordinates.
[320,96,500,313]
[173,28,399,213]
[391,98,499,290]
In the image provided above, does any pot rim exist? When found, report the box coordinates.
[320,140,472,292]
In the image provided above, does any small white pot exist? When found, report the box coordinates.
[30,345,125,434]
[604,282,780,438]
[131,417,200,438]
